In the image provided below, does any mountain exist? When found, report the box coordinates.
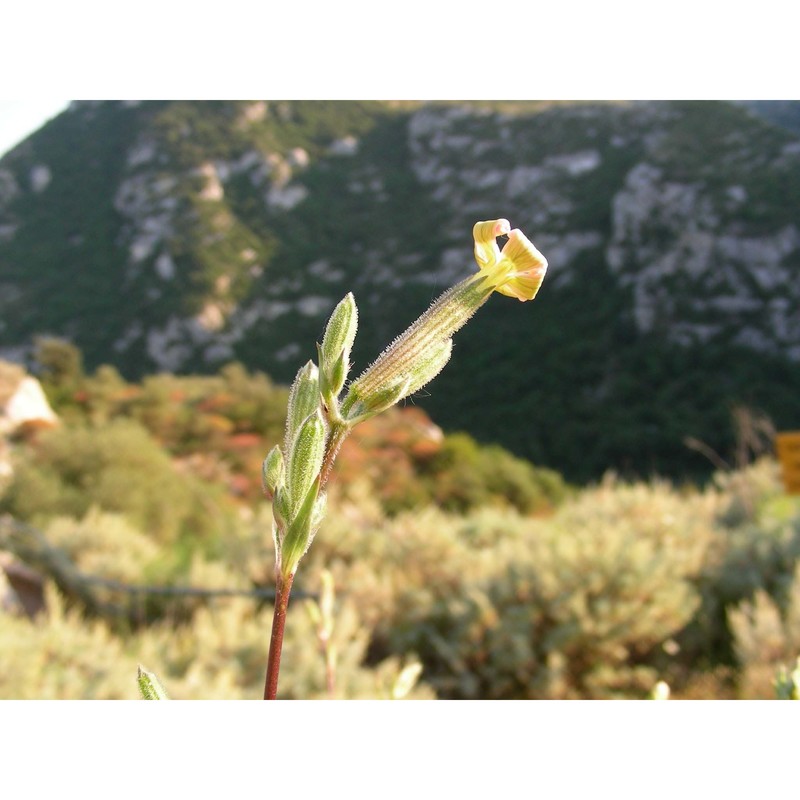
[738,101,800,137]
[1,100,799,482]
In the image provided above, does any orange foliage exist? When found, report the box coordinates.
[196,392,236,413]
[225,433,263,451]
[329,407,444,510]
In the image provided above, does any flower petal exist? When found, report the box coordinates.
[494,270,547,301]
[496,229,548,301]
[472,218,511,270]
[502,229,547,273]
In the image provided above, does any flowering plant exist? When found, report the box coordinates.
[259,219,547,699]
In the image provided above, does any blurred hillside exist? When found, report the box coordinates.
[1,100,799,480]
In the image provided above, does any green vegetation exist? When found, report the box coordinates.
[2,420,229,544]
[3,101,800,484]
[3,422,799,697]
[2,354,800,699]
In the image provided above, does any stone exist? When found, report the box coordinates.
[329,136,359,156]
[0,370,58,435]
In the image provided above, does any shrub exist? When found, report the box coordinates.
[0,573,433,700]
[420,432,569,515]
[43,508,163,584]
[0,583,140,699]
[1,419,232,544]
[380,479,714,698]
[728,563,800,698]
[684,459,800,666]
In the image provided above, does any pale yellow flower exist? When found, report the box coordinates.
[473,218,548,301]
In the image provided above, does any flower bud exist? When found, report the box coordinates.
[261,445,284,499]
[341,340,452,424]
[285,361,320,450]
[318,345,348,412]
[272,485,291,531]
[286,409,327,515]
[320,293,358,379]
[342,376,411,424]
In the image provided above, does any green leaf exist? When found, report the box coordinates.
[280,477,323,577]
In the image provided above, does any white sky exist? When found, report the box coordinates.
[0,99,72,159]
[0,7,793,160]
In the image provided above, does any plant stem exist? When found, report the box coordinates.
[319,422,349,490]
[325,650,336,699]
[263,570,294,700]
[317,630,336,699]
[263,421,346,699]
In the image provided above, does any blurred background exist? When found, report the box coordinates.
[1,99,800,699]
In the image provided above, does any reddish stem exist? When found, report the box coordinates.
[263,570,294,700]
[263,420,347,699]
[319,423,349,490]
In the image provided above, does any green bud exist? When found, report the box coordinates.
[321,293,358,374]
[286,409,327,515]
[137,665,170,700]
[317,343,348,417]
[339,339,450,426]
[285,361,320,452]
[261,445,284,498]
[318,294,357,415]
[342,376,410,424]
[272,485,291,532]
[326,350,348,400]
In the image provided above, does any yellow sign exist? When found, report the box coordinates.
[776,432,800,495]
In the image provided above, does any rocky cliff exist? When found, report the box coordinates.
[1,100,798,479]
